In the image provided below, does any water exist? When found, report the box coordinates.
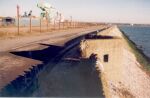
[119,25,150,59]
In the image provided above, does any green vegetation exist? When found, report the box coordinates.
[121,30,150,71]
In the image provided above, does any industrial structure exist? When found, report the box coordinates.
[1,17,15,26]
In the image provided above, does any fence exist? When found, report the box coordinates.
[0,17,100,36]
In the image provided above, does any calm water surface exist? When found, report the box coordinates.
[119,25,150,58]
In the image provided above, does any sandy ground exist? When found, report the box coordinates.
[0,26,105,92]
[121,48,150,98]
[0,23,79,37]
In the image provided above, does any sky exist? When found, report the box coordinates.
[0,0,150,24]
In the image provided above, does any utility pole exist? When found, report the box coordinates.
[17,5,20,35]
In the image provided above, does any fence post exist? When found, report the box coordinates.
[70,16,72,28]
[59,21,60,30]
[47,20,48,32]
[54,19,56,30]
[30,16,32,33]
[40,18,42,33]
[58,13,62,30]
[46,12,48,32]
[17,5,20,35]
[59,17,61,30]
[63,22,65,29]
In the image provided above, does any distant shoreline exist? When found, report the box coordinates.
[117,24,150,27]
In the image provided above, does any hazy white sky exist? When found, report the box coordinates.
[0,0,150,24]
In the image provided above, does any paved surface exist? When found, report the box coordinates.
[0,26,105,97]
[0,27,102,52]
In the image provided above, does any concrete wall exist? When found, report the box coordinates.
[80,38,124,81]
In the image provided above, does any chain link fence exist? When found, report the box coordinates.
[0,17,100,37]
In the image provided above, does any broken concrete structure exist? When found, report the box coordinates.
[80,26,124,82]
[80,25,150,98]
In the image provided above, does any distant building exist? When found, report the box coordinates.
[2,17,15,26]
[0,16,41,27]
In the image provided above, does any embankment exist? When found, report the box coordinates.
[121,30,150,72]
[80,25,150,98]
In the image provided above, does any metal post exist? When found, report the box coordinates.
[59,13,61,30]
[62,22,64,29]
[74,21,75,28]
[17,5,20,35]
[68,21,69,28]
[59,21,60,30]
[54,19,56,30]
[49,18,51,31]
[46,12,48,32]
[30,16,32,33]
[73,21,75,28]
[70,16,72,28]
[40,18,42,33]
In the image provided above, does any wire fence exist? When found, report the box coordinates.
[0,17,100,37]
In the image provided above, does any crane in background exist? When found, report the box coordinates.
[37,1,55,21]
[37,1,65,23]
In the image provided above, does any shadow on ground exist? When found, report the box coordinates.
[11,44,64,63]
[0,44,64,96]
[33,45,104,97]
[0,30,104,97]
